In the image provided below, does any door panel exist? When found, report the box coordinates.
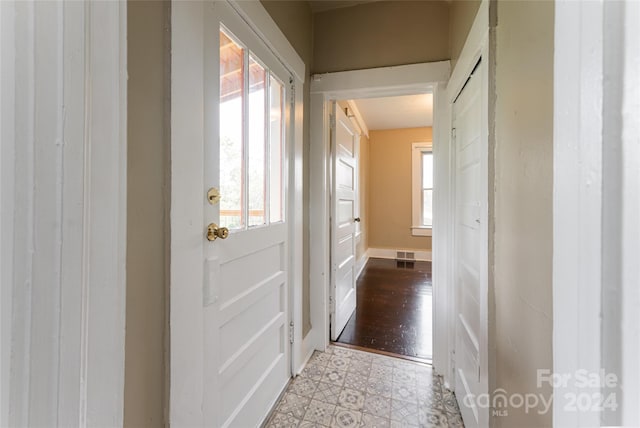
[331,103,359,341]
[453,60,488,428]
[202,3,291,426]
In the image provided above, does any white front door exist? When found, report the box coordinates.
[452,60,489,428]
[174,2,292,426]
[330,103,359,341]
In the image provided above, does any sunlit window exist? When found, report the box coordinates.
[412,142,432,236]
[219,27,285,230]
[421,152,433,227]
[219,29,244,229]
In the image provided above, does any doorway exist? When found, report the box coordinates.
[328,94,435,363]
[308,62,451,372]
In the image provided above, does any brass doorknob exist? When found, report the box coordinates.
[207,223,229,241]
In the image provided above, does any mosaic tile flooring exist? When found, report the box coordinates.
[265,345,464,428]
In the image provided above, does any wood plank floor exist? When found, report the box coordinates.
[335,258,433,362]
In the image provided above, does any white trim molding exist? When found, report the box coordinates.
[311,62,449,99]
[1,1,127,425]
[229,0,304,82]
[355,250,370,280]
[411,227,432,237]
[554,0,640,426]
[345,100,369,138]
[367,248,432,262]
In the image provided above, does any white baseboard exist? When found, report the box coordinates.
[355,251,370,280]
[296,331,316,375]
[368,247,432,262]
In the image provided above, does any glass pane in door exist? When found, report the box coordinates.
[219,29,244,229]
[269,76,283,223]
[248,56,266,227]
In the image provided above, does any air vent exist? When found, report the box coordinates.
[396,251,415,261]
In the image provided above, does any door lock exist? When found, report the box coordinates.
[207,188,221,205]
[207,223,229,241]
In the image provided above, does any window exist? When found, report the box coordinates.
[219,27,285,230]
[412,142,433,236]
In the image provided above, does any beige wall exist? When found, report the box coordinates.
[368,127,432,252]
[313,1,449,74]
[491,1,554,426]
[124,1,169,426]
[356,133,370,261]
[449,0,481,69]
[260,0,313,66]
[260,0,314,335]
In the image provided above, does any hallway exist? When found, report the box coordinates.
[266,345,463,428]
[336,258,432,361]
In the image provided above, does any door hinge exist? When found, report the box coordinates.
[452,128,457,139]
[451,349,456,379]
[290,78,295,105]
[330,114,336,129]
[289,321,294,344]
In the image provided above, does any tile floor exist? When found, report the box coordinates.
[265,345,464,428]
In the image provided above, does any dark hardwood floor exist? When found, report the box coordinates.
[335,257,433,362]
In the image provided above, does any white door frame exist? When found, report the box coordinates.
[1,1,127,425]
[309,61,451,375]
[553,0,640,426]
[169,1,305,424]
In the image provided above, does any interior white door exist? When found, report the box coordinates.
[202,3,291,426]
[330,102,359,341]
[452,60,489,428]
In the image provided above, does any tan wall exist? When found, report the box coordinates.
[449,0,481,69]
[356,133,370,261]
[312,1,449,74]
[124,1,169,426]
[491,1,554,426]
[260,0,314,335]
[368,127,432,251]
[260,0,313,66]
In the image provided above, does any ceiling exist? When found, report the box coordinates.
[351,93,433,131]
[308,0,382,13]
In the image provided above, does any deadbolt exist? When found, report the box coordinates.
[207,188,221,205]
[207,223,229,241]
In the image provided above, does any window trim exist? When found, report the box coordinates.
[411,142,433,237]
